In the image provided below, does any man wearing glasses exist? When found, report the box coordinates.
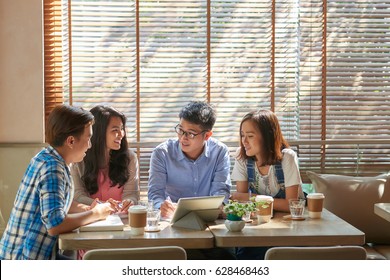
[148,101,231,219]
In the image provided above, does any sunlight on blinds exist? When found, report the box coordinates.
[45,0,390,186]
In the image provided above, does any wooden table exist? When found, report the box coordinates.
[374,203,390,222]
[59,209,365,251]
[59,220,214,250]
[208,208,365,247]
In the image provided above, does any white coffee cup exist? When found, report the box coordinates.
[255,195,274,223]
[307,193,325,218]
[128,205,147,235]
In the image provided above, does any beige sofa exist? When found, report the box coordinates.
[307,171,390,260]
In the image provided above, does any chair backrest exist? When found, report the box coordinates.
[82,246,187,260]
[264,246,367,260]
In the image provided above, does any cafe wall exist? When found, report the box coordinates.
[0,0,44,235]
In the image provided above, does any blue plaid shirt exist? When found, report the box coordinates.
[0,146,73,260]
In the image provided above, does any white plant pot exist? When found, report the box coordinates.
[225,219,245,232]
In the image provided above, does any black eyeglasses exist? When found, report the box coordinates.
[174,124,207,139]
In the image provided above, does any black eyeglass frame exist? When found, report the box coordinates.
[174,124,208,139]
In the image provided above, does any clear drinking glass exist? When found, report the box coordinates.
[242,201,253,223]
[138,199,154,211]
[289,199,306,219]
[146,209,161,231]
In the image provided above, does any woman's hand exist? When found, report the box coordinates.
[118,199,133,213]
[230,192,252,202]
[106,198,123,212]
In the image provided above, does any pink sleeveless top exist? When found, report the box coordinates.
[90,169,123,201]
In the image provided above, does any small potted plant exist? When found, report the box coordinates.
[223,200,256,231]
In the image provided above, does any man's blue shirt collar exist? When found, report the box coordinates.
[175,139,210,162]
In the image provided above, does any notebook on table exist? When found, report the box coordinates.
[79,214,124,232]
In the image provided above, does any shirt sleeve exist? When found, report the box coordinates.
[147,146,168,209]
[209,144,232,204]
[231,148,248,181]
[39,160,68,230]
[282,149,302,188]
[121,149,140,204]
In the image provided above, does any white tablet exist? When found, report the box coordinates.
[171,195,225,224]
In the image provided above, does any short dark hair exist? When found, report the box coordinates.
[179,101,216,131]
[46,105,94,147]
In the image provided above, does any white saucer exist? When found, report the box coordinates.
[145,227,160,232]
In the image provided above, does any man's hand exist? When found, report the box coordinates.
[160,199,177,219]
[92,203,114,220]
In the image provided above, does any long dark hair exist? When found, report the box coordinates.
[238,109,289,165]
[82,105,130,195]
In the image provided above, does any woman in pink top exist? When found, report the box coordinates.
[72,105,140,214]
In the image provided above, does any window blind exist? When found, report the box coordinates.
[324,0,390,175]
[210,0,273,142]
[45,0,390,189]
[43,0,65,123]
[298,0,390,179]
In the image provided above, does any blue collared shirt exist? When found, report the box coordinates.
[148,138,231,209]
[0,146,72,260]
